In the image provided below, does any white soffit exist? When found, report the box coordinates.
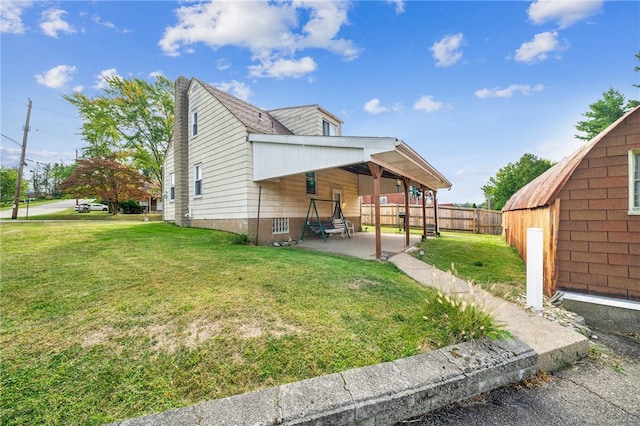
[248,134,452,190]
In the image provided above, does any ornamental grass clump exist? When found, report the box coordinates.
[422,291,511,347]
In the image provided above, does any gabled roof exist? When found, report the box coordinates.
[268,104,344,125]
[194,78,293,136]
[502,106,640,212]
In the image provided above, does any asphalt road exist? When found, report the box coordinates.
[398,330,640,426]
[0,199,90,219]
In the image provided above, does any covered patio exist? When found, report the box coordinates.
[295,232,423,260]
[249,134,452,258]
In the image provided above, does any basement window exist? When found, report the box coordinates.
[272,218,289,234]
[630,149,640,215]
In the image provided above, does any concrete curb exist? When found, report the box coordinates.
[111,338,536,426]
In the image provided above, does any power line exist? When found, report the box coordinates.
[0,133,22,147]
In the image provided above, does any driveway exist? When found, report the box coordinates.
[399,330,640,425]
[0,199,91,219]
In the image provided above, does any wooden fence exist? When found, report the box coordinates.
[360,204,503,235]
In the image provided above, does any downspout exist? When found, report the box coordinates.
[255,186,262,245]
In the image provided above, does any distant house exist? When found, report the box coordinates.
[502,106,640,333]
[162,77,451,256]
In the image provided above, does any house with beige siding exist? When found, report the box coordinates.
[502,106,640,333]
[163,77,451,258]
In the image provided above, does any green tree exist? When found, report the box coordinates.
[0,166,29,204]
[574,88,635,141]
[63,75,174,187]
[58,157,151,214]
[50,163,76,196]
[482,153,554,211]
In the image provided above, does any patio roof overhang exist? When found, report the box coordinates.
[248,134,452,193]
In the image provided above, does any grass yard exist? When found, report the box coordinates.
[415,232,526,300]
[0,222,506,425]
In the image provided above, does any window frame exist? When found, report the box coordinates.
[272,218,289,234]
[169,172,175,201]
[191,111,198,138]
[194,164,203,198]
[322,120,338,136]
[629,149,640,215]
[305,171,317,196]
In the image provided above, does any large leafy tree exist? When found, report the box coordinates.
[63,75,174,186]
[482,153,554,211]
[575,53,640,141]
[574,88,635,141]
[0,166,28,204]
[58,157,151,214]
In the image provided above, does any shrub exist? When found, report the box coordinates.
[231,233,252,245]
[422,291,511,347]
[119,199,145,214]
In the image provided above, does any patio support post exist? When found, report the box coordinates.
[433,190,439,236]
[421,185,427,240]
[402,176,410,247]
[368,162,383,259]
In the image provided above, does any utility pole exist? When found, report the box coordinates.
[11,98,32,220]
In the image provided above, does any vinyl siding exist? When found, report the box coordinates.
[269,105,341,136]
[162,141,175,221]
[247,168,359,219]
[188,81,251,220]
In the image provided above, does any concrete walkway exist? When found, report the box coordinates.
[112,234,589,426]
[390,251,588,373]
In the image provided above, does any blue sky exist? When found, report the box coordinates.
[1,0,639,204]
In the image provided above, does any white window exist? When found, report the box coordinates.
[272,218,289,234]
[322,120,338,136]
[194,165,202,197]
[169,173,175,201]
[630,149,640,215]
[306,171,317,195]
[380,196,388,204]
[191,111,198,137]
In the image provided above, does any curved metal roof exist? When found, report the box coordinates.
[502,106,640,212]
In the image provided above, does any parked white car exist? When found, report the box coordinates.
[75,203,109,212]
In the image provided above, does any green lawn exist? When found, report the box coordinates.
[0,222,506,425]
[415,232,526,300]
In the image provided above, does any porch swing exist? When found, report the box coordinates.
[300,198,354,243]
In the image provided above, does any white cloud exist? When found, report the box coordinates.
[72,85,83,92]
[34,65,77,89]
[149,70,164,78]
[1,1,33,34]
[92,14,130,33]
[514,31,566,64]
[475,84,544,99]
[159,1,359,79]
[93,68,119,90]
[528,0,603,29]
[413,96,444,112]
[430,33,464,67]
[364,98,389,115]
[40,8,76,38]
[387,0,405,14]
[248,56,317,79]
[214,80,252,101]
[216,58,231,71]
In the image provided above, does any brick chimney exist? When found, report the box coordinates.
[174,76,190,227]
